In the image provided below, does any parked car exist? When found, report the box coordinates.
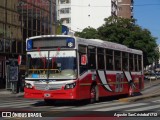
[155,73,160,79]
[147,73,157,80]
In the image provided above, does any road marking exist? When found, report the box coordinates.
[0,102,35,107]
[50,106,72,110]
[72,102,125,110]
[152,100,160,103]
[94,103,147,111]
[1,99,39,104]
[125,104,160,111]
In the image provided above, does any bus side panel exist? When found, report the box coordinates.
[97,73,129,97]
[78,74,93,100]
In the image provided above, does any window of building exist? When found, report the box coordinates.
[118,0,122,2]
[60,0,70,4]
[60,8,71,14]
[61,18,71,24]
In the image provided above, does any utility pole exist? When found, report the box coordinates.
[50,0,57,35]
[50,0,53,34]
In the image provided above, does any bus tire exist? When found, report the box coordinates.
[90,85,98,103]
[44,99,55,105]
[128,86,134,97]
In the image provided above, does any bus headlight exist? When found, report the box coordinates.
[25,82,33,89]
[64,82,76,89]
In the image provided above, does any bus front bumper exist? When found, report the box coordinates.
[24,88,77,100]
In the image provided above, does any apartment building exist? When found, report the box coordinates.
[112,0,134,18]
[56,0,112,32]
[0,0,55,90]
[57,0,134,32]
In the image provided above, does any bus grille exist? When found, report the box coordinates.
[34,83,64,90]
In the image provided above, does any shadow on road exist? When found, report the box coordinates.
[31,94,142,107]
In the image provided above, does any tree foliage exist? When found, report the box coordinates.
[75,27,99,39]
[75,16,159,67]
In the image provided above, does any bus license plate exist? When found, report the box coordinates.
[44,93,51,97]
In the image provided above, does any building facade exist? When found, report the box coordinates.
[112,0,134,18]
[57,0,134,32]
[56,0,112,32]
[0,0,55,90]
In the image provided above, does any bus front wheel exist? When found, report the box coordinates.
[44,99,55,105]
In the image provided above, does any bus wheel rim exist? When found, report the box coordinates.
[91,87,96,99]
[129,86,133,96]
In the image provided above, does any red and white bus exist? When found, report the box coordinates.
[24,35,144,104]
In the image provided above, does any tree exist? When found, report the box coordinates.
[75,16,159,67]
[75,27,99,39]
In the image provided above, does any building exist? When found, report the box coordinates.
[112,0,134,19]
[56,0,112,32]
[0,0,55,90]
[56,0,134,33]
[0,0,134,90]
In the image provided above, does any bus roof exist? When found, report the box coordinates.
[26,35,73,40]
[26,35,142,55]
[77,38,143,55]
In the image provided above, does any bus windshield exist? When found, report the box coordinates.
[26,50,77,79]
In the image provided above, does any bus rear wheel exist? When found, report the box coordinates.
[90,85,97,103]
[128,86,134,97]
[44,99,55,105]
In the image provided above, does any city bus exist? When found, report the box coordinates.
[24,35,144,104]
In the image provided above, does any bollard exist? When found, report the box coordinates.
[150,78,152,86]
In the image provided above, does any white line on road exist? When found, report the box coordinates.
[72,102,125,110]
[0,102,36,107]
[94,103,147,111]
[51,106,72,110]
[125,104,160,111]
[152,100,160,103]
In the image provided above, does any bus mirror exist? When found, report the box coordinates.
[81,55,87,65]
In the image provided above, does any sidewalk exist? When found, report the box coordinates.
[0,89,24,98]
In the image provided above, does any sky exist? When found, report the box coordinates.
[134,0,160,44]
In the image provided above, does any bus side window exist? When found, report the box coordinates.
[129,54,134,71]
[114,51,121,71]
[138,55,142,71]
[134,54,138,71]
[97,48,105,69]
[106,49,113,70]
[88,46,96,69]
[78,45,88,74]
[122,52,129,71]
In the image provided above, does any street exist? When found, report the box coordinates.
[0,94,159,118]
[0,79,160,119]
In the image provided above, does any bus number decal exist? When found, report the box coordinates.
[115,73,124,92]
